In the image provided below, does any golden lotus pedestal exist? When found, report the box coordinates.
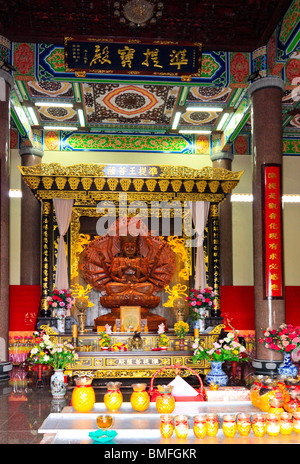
[51,325,224,380]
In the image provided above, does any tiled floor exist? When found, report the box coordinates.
[0,367,119,444]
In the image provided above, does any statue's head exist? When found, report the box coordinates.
[120,235,139,257]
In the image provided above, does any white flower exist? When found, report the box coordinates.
[31,347,38,355]
[43,355,50,362]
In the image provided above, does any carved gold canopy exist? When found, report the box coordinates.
[19,163,243,205]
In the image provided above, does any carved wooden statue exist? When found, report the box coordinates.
[79,219,176,331]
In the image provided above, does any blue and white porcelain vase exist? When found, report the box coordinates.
[206,361,228,387]
[278,352,298,378]
[50,369,67,399]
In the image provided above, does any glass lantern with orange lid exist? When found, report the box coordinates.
[258,378,280,412]
[130,383,150,412]
[250,375,265,408]
[104,382,123,412]
[155,385,175,414]
[283,378,300,413]
[71,375,95,412]
[268,391,284,415]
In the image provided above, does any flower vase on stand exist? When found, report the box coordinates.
[278,352,298,378]
[75,297,88,334]
[50,369,67,399]
[56,309,65,333]
[206,361,228,387]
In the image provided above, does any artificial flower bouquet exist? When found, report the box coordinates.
[192,331,248,364]
[186,287,217,321]
[157,323,169,347]
[111,343,128,352]
[174,321,190,339]
[27,331,78,369]
[99,332,111,348]
[47,288,75,317]
[259,323,300,353]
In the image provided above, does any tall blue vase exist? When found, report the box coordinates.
[206,361,228,386]
[278,352,298,377]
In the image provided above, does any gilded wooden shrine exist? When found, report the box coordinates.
[51,325,225,379]
[20,162,241,377]
[19,162,243,312]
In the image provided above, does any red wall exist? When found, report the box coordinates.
[9,285,41,332]
[8,285,300,333]
[220,286,300,331]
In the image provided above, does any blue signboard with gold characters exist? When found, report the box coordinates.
[64,37,202,77]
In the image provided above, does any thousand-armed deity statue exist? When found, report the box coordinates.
[79,219,176,331]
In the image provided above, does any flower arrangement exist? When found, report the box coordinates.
[99,332,111,348]
[157,323,169,347]
[27,331,78,369]
[47,288,75,317]
[192,331,248,364]
[111,343,128,352]
[259,323,300,353]
[186,287,217,321]
[174,321,190,339]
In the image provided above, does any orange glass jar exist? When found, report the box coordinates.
[130,383,150,412]
[268,393,284,415]
[250,375,264,408]
[279,412,293,435]
[160,415,174,438]
[205,413,219,437]
[71,375,95,413]
[266,413,280,436]
[237,413,251,437]
[222,414,237,438]
[193,415,207,438]
[155,385,175,414]
[293,412,300,433]
[258,380,279,412]
[174,415,189,439]
[252,413,267,437]
[284,389,300,413]
[104,382,123,412]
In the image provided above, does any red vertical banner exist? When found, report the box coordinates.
[263,164,283,298]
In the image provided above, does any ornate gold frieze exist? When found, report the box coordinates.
[19,163,243,205]
[19,163,243,181]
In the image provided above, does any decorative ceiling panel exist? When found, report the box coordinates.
[187,86,233,103]
[82,83,180,128]
[27,81,74,99]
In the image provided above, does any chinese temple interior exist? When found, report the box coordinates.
[0,0,300,446]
